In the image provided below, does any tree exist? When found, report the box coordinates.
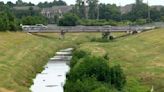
[22,16,47,25]
[87,0,99,19]
[29,7,35,16]
[150,8,161,21]
[16,0,23,6]
[136,0,143,5]
[124,2,148,21]
[58,13,79,26]
[6,1,15,7]
[56,0,67,6]
[0,12,18,31]
[0,13,9,31]
[37,0,67,8]
[99,4,121,21]
[74,0,86,19]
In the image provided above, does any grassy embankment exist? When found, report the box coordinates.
[0,28,164,92]
[0,32,95,92]
[79,28,164,92]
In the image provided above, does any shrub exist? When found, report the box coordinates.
[135,19,147,25]
[103,53,109,60]
[70,50,89,68]
[110,65,126,90]
[58,13,79,26]
[92,86,118,92]
[80,19,117,26]
[64,77,104,92]
[0,12,20,31]
[68,56,111,82]
[22,16,47,25]
[66,50,126,91]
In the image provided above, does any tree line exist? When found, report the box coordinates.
[3,0,67,8]
[0,0,164,30]
[0,1,49,31]
[71,0,164,25]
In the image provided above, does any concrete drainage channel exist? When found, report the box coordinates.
[30,48,73,92]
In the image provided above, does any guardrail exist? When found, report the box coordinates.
[22,26,156,33]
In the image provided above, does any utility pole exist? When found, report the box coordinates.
[147,0,151,23]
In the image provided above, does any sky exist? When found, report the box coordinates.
[1,0,164,6]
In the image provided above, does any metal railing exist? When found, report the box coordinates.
[22,25,156,33]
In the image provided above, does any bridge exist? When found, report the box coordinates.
[22,25,156,34]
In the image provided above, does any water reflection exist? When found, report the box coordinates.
[30,48,73,92]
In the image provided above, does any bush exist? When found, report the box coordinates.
[93,86,118,92]
[64,77,105,92]
[66,50,126,91]
[70,50,89,68]
[58,13,79,26]
[135,19,147,25]
[110,65,126,90]
[68,56,111,82]
[0,12,20,31]
[80,19,117,26]
[22,16,47,25]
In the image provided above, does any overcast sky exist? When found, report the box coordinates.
[1,0,164,6]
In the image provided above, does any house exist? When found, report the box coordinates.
[41,6,73,18]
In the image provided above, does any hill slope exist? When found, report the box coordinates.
[79,29,164,92]
[0,32,92,92]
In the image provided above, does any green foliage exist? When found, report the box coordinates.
[124,3,148,21]
[135,19,147,25]
[58,13,79,26]
[65,50,126,91]
[80,19,117,26]
[123,78,149,92]
[110,65,126,90]
[0,12,19,31]
[74,0,86,19]
[87,0,99,19]
[68,56,111,82]
[70,50,89,68]
[22,16,47,25]
[161,16,164,22]
[0,13,9,31]
[90,37,111,42]
[99,4,121,21]
[16,0,35,6]
[64,77,105,92]
[92,86,118,92]
[103,53,109,60]
[13,9,41,19]
[37,0,67,8]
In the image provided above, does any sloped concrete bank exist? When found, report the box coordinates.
[30,48,73,92]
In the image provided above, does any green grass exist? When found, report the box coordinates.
[0,29,164,92]
[79,28,164,92]
[0,32,96,92]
